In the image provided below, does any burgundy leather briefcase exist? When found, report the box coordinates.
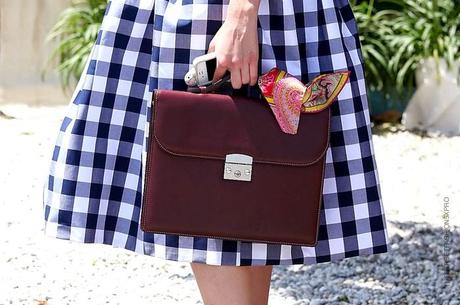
[140,88,330,246]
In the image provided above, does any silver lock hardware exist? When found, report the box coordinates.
[223,153,253,182]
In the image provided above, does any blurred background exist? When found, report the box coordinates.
[0,0,70,105]
[0,1,459,305]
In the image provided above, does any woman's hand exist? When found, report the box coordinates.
[208,0,260,89]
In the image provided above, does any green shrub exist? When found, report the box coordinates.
[384,0,460,92]
[46,0,108,90]
[353,0,460,94]
[351,0,396,92]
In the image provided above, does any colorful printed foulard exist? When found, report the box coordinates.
[258,67,351,134]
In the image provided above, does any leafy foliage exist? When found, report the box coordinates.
[352,0,460,94]
[46,0,108,90]
[384,0,460,92]
[351,0,397,92]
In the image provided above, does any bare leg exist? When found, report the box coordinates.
[190,263,273,305]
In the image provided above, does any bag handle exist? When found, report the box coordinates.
[186,71,263,99]
[186,71,232,94]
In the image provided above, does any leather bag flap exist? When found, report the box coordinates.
[152,89,330,166]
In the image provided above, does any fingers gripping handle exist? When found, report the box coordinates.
[187,71,232,94]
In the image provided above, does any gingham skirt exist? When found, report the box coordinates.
[42,0,391,266]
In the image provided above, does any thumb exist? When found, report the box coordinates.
[212,60,228,83]
[207,40,227,83]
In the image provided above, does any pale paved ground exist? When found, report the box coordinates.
[0,104,459,305]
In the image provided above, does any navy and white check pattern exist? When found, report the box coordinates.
[43,0,390,266]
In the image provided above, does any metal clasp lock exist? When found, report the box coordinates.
[223,153,253,182]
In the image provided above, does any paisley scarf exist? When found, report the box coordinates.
[258,67,350,134]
